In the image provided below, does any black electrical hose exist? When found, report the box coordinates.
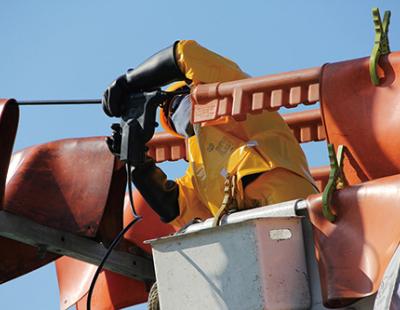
[126,164,140,218]
[87,163,142,310]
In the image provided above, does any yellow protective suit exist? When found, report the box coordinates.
[168,40,318,227]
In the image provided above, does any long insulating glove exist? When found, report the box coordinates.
[105,116,181,223]
[103,42,189,223]
[102,41,187,117]
[130,159,180,223]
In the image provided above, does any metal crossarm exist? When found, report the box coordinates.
[0,210,155,281]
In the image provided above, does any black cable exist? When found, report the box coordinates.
[126,163,139,217]
[17,99,101,106]
[176,218,203,234]
[87,163,142,310]
[86,216,141,309]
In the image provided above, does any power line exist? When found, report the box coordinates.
[17,99,101,106]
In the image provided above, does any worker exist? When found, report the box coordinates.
[102,40,318,228]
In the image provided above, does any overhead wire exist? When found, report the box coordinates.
[17,99,101,106]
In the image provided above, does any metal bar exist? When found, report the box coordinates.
[0,210,155,281]
[17,99,101,106]
[171,199,304,235]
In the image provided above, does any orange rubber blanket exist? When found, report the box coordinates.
[311,51,400,307]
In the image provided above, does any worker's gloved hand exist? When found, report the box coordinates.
[102,76,129,118]
[105,123,122,157]
[102,41,186,118]
[102,41,188,223]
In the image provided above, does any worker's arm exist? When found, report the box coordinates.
[102,40,247,117]
[102,41,186,117]
[106,123,180,223]
[130,159,180,223]
[103,40,247,224]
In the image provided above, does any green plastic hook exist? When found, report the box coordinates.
[370,8,391,86]
[322,144,345,222]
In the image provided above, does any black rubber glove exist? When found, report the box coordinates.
[102,41,186,118]
[102,42,186,223]
[105,123,122,157]
[131,159,180,223]
[106,124,179,222]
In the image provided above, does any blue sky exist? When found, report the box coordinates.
[1,1,399,309]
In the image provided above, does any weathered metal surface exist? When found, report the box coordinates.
[307,174,400,307]
[191,67,320,123]
[321,51,400,185]
[0,236,59,285]
[0,210,155,281]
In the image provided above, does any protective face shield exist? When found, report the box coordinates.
[160,81,193,138]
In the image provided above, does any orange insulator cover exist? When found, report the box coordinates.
[57,191,176,310]
[309,166,329,192]
[57,256,149,310]
[146,131,187,162]
[307,174,400,307]
[0,136,127,283]
[321,51,400,185]
[0,100,53,284]
[148,108,326,163]
[191,67,321,123]
[4,137,124,237]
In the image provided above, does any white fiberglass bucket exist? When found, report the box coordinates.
[149,202,310,310]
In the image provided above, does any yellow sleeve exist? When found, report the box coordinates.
[175,40,249,84]
[243,168,318,208]
[168,172,212,229]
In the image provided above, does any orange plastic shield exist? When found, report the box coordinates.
[56,191,176,310]
[308,174,400,307]
[321,51,400,185]
[0,136,126,283]
[0,99,55,284]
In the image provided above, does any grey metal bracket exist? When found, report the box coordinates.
[0,210,155,281]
